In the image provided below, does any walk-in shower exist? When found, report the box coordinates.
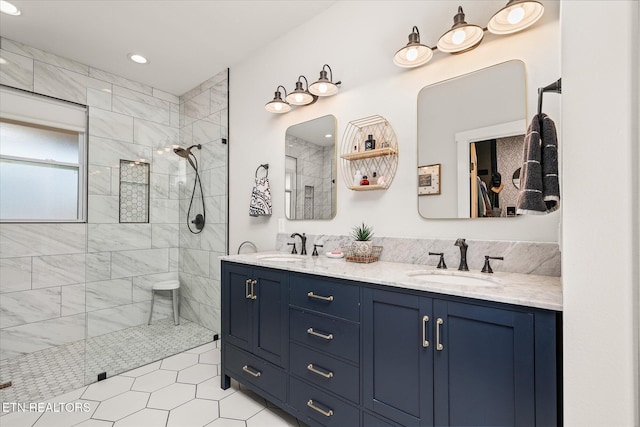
[174,144,206,234]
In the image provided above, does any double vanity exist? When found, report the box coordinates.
[220,251,562,427]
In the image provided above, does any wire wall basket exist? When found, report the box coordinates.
[342,245,383,263]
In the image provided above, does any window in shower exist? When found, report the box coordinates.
[119,160,150,223]
[0,86,87,222]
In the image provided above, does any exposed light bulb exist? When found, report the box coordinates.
[508,6,525,24]
[294,93,304,103]
[274,103,283,111]
[406,47,419,62]
[452,29,466,45]
[318,83,328,93]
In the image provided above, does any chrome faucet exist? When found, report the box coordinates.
[454,238,469,271]
[290,233,307,255]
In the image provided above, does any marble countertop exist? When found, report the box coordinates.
[221,252,563,311]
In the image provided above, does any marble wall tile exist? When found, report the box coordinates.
[86,252,111,282]
[197,71,227,94]
[203,197,222,224]
[86,278,132,311]
[210,81,227,114]
[207,166,227,197]
[169,175,181,200]
[150,173,169,199]
[170,109,180,128]
[61,284,85,316]
[182,91,210,122]
[87,224,151,252]
[200,305,219,333]
[88,137,151,168]
[34,61,110,104]
[132,272,179,302]
[0,257,31,293]
[152,224,179,248]
[199,139,227,170]
[150,198,179,224]
[134,119,179,149]
[110,248,169,278]
[32,253,85,289]
[89,108,134,143]
[199,224,226,253]
[152,88,179,104]
[113,96,170,125]
[192,120,221,145]
[179,297,200,325]
[87,87,112,110]
[88,195,119,223]
[113,86,170,110]
[0,48,34,91]
[88,67,152,95]
[0,223,86,258]
[210,252,224,280]
[1,38,88,75]
[0,287,61,328]
[170,248,179,272]
[88,165,112,195]
[86,302,148,338]
[151,148,180,175]
[0,314,85,360]
[180,249,210,278]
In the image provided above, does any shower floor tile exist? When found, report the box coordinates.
[1,317,212,408]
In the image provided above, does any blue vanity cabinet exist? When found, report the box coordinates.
[221,262,289,398]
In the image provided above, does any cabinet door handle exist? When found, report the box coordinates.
[245,279,252,299]
[242,365,261,377]
[307,291,334,302]
[250,279,257,300]
[306,399,334,417]
[436,318,444,351]
[307,363,334,378]
[307,328,334,340]
[422,315,430,348]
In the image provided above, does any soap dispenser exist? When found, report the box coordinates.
[353,169,362,187]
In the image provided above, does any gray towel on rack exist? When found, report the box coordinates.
[516,113,560,214]
[249,176,272,216]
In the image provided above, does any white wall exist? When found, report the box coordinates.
[561,1,639,425]
[229,1,561,254]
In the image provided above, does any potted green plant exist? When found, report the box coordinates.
[351,222,374,256]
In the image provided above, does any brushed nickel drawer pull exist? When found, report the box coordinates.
[245,279,252,299]
[307,399,334,417]
[436,318,444,351]
[242,365,261,377]
[250,279,257,300]
[307,291,334,302]
[307,328,334,340]
[307,363,334,379]
[422,315,430,348]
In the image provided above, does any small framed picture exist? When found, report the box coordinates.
[418,164,441,196]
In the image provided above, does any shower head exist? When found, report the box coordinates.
[173,144,201,170]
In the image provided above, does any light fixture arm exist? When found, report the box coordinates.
[297,75,309,90]
[321,64,341,87]
[275,85,287,98]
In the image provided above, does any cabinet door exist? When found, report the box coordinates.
[433,300,535,426]
[252,267,289,367]
[222,262,253,352]
[363,288,434,427]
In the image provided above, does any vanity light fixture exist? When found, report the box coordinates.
[394,2,544,68]
[0,0,20,15]
[264,85,291,114]
[128,53,149,64]
[487,0,544,35]
[437,6,484,54]
[393,26,434,68]
[285,75,317,106]
[309,64,341,97]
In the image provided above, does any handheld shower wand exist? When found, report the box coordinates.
[173,144,205,233]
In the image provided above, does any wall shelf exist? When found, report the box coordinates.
[340,115,398,191]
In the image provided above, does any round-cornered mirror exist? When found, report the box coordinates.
[512,167,521,190]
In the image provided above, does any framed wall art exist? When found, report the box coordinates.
[418,163,441,196]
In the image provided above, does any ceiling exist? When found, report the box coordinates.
[0,0,337,96]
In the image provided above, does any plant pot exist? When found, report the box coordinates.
[353,240,373,257]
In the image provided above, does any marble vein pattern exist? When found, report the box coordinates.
[61,284,86,316]
[0,224,86,258]
[181,90,210,124]
[31,253,85,288]
[88,165,112,195]
[88,109,134,143]
[34,61,110,104]
[0,48,34,91]
[110,249,170,279]
[87,224,151,252]
[89,137,151,169]
[86,278,133,311]
[88,195,120,223]
[152,88,180,104]
[87,87,112,110]
[88,67,153,95]
[1,38,88,75]
[113,96,170,125]
[86,252,112,282]
[0,257,31,293]
[0,287,61,328]
[87,302,150,338]
[150,173,170,199]
[113,86,171,110]
[150,199,180,224]
[134,119,179,149]
[132,272,179,302]
[151,223,180,248]
[180,249,210,278]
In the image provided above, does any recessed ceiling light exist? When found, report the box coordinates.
[128,53,149,64]
[0,0,21,16]
[325,134,333,138]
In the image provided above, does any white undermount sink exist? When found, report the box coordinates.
[256,254,307,262]
[406,270,500,286]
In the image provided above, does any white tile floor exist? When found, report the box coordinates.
[1,342,306,427]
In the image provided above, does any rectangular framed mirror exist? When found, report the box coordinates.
[418,60,534,219]
[285,115,336,220]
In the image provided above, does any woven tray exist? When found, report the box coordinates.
[342,245,383,263]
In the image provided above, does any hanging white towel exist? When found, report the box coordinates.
[249,176,272,216]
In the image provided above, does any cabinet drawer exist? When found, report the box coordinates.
[290,376,360,427]
[290,309,359,364]
[224,344,287,403]
[290,274,360,321]
[290,342,359,403]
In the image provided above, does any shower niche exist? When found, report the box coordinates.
[119,159,150,223]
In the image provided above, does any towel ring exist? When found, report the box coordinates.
[255,164,269,178]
